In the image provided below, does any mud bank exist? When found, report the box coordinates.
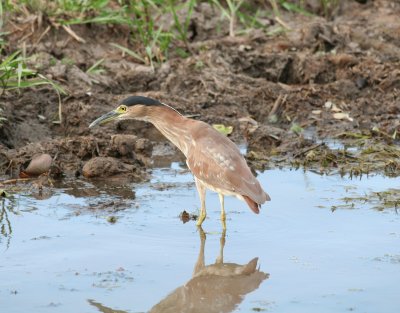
[1,0,399,181]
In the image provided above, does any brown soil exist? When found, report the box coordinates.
[1,0,399,182]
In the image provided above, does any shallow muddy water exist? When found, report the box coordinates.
[1,165,399,313]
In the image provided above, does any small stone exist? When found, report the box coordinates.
[24,154,52,176]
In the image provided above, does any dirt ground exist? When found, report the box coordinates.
[1,0,399,182]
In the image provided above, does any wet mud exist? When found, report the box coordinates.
[1,0,399,182]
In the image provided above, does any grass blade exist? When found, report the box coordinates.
[86,58,105,74]
[110,43,146,64]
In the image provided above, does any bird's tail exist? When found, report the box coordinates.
[243,195,260,214]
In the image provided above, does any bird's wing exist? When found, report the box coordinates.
[186,123,269,204]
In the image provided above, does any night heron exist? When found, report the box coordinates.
[89,96,270,229]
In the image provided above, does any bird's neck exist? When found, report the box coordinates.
[146,106,193,156]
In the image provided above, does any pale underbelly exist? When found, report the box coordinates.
[196,177,245,201]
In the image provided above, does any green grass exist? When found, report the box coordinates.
[212,0,244,37]
[86,58,105,75]
[0,50,66,94]
[0,0,3,29]
[0,50,67,126]
[3,0,277,67]
[1,0,341,71]
[169,0,195,48]
[276,0,340,17]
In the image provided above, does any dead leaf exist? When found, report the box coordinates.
[238,117,259,133]
[333,112,354,122]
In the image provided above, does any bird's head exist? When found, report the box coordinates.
[89,96,163,128]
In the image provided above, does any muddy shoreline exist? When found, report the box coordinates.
[1,0,399,182]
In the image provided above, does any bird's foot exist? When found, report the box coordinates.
[196,211,206,226]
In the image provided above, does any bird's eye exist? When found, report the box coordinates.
[120,105,127,112]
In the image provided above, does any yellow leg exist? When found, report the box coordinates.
[195,179,207,227]
[218,193,226,230]
[197,210,206,227]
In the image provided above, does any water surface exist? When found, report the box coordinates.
[0,165,399,313]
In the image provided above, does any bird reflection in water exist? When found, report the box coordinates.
[88,227,268,313]
[150,227,268,313]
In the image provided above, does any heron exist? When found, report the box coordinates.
[89,96,270,229]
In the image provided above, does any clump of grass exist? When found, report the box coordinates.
[169,0,195,48]
[0,50,65,95]
[319,0,340,18]
[16,0,118,22]
[275,0,340,18]
[212,0,244,37]
[3,0,340,71]
[110,0,197,69]
[126,1,172,66]
[6,0,270,67]
[0,50,66,124]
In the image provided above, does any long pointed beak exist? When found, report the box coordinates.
[89,110,121,128]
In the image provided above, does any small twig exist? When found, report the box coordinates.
[8,20,24,32]
[62,25,86,43]
[199,77,218,97]
[53,151,60,161]
[95,141,100,156]
[275,16,292,31]
[19,30,35,43]
[294,143,325,158]
[34,25,51,46]
[268,0,280,16]
[57,90,62,124]
[268,94,287,120]
[318,33,334,45]
[184,114,201,118]
[0,178,33,185]
[229,12,236,37]
[5,160,13,172]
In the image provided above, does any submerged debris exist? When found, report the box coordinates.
[333,188,400,212]
[179,210,198,223]
[0,189,10,197]
[248,135,400,178]
[107,216,118,224]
